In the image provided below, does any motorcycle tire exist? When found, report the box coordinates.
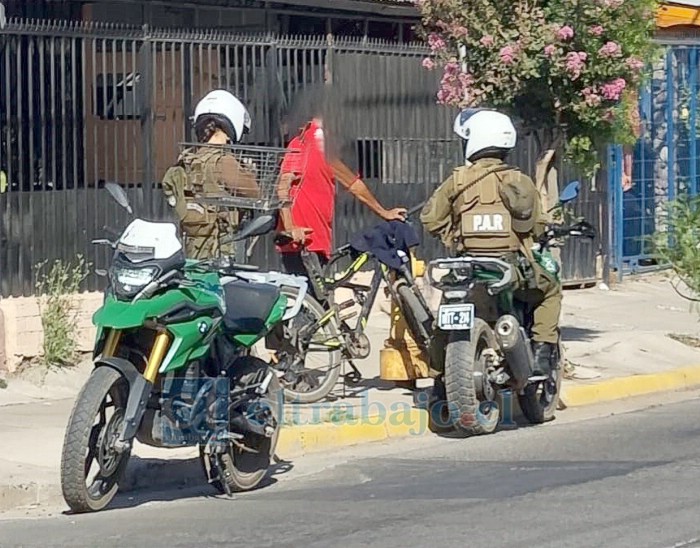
[60,366,131,513]
[427,375,454,435]
[396,282,432,350]
[444,319,500,437]
[518,342,563,424]
[205,360,283,494]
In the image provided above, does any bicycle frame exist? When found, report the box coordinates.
[298,247,400,351]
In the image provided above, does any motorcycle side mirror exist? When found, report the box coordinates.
[559,180,580,205]
[105,182,133,215]
[222,214,278,245]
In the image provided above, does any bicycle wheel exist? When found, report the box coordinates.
[263,287,342,404]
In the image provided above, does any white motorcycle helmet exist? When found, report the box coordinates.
[454,108,517,162]
[193,89,251,143]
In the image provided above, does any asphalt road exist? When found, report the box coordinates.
[3,396,700,548]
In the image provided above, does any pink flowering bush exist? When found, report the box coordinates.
[416,0,657,181]
[556,25,575,41]
[599,41,622,58]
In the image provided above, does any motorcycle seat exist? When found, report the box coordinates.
[222,279,281,335]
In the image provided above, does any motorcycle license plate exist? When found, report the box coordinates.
[438,304,475,331]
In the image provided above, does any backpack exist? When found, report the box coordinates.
[162,147,229,226]
[161,164,189,221]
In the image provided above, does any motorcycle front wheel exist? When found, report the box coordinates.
[60,366,131,513]
[518,341,563,424]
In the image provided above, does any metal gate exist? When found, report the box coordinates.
[611,43,700,278]
[0,18,600,297]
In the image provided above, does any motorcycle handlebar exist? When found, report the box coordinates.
[195,256,260,273]
[544,221,596,242]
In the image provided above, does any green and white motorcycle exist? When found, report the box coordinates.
[427,181,595,435]
[60,183,309,513]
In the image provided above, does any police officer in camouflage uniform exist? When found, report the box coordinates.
[162,90,259,260]
[421,109,562,375]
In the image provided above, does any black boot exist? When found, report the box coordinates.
[533,342,558,376]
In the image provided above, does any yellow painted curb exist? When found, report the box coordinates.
[276,409,429,458]
[273,365,700,460]
[561,364,700,408]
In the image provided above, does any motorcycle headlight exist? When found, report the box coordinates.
[111,266,157,298]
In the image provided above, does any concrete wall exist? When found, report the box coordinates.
[0,292,102,373]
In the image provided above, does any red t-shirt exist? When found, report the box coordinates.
[276,122,337,258]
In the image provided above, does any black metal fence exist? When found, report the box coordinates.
[0,19,603,297]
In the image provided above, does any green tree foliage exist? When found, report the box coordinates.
[416,0,657,188]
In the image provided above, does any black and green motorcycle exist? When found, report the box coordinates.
[60,183,309,513]
[427,181,596,435]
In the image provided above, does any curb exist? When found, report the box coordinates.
[560,364,700,408]
[277,409,429,458]
[4,366,700,513]
[0,454,205,514]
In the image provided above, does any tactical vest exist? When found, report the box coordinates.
[162,147,239,238]
[452,165,523,255]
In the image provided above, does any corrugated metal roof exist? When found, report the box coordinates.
[351,0,416,4]
[667,0,700,6]
[270,0,418,15]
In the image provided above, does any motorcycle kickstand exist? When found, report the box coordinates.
[212,453,234,498]
[343,360,363,396]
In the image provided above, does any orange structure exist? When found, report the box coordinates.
[657,1,700,28]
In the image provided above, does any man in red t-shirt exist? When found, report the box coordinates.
[276,117,406,282]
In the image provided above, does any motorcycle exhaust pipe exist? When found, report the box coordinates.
[229,411,275,438]
[494,315,534,391]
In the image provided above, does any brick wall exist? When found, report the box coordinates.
[0,292,103,373]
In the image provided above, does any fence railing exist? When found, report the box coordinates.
[0,18,602,297]
[609,43,700,278]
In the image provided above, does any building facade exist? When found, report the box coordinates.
[1,0,418,41]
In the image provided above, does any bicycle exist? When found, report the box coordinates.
[271,205,434,404]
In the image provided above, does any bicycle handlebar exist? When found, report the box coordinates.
[406,201,426,218]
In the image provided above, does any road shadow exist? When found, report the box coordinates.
[561,326,602,343]
[419,388,550,438]
[61,455,294,515]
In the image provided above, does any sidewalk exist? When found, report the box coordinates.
[2,273,700,513]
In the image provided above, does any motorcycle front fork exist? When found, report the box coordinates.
[102,330,171,453]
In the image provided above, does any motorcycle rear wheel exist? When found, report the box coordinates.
[204,361,283,494]
[443,319,500,436]
[60,366,131,513]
